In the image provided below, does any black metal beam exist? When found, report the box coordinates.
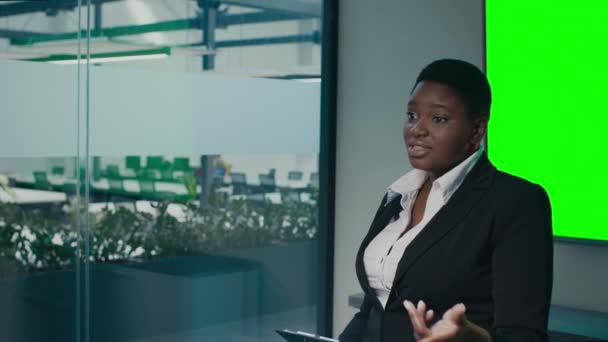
[0,0,321,19]
[0,29,50,39]
[94,1,102,31]
[214,31,320,48]
[200,0,218,70]
[0,0,75,17]
[220,0,321,16]
[10,19,199,45]
[317,0,338,336]
[0,0,121,17]
[6,11,315,45]
[266,74,321,80]
[217,11,317,27]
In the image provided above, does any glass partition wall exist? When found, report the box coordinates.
[0,1,331,341]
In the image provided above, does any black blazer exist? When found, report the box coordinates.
[339,153,553,342]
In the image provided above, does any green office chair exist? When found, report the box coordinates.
[51,166,65,176]
[309,172,319,190]
[33,171,52,190]
[63,182,78,197]
[108,177,124,195]
[259,174,277,193]
[230,172,248,195]
[146,156,164,170]
[139,169,175,201]
[106,165,120,177]
[288,171,304,181]
[173,157,190,172]
[138,169,156,196]
[126,156,141,173]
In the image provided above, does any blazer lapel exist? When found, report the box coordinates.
[356,194,403,310]
[388,154,497,306]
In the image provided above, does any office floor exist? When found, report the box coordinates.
[135,306,317,342]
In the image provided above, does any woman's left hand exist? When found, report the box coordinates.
[403,300,491,342]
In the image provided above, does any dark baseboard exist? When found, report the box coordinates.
[549,330,607,341]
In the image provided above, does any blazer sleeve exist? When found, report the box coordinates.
[490,183,553,342]
[339,293,373,342]
[339,194,390,342]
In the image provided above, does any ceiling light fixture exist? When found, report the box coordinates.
[22,47,171,64]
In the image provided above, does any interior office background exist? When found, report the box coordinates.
[333,0,608,339]
[0,0,331,341]
[2,0,608,341]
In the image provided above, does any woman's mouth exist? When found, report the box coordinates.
[407,144,431,157]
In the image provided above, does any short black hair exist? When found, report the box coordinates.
[413,59,491,119]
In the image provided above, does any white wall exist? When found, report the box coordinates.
[0,158,63,174]
[333,0,485,334]
[552,242,608,312]
[0,59,320,158]
[333,0,608,337]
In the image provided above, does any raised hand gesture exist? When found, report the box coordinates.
[403,300,491,342]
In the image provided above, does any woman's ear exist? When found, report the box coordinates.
[471,117,488,148]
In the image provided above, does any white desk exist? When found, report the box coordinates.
[0,187,67,204]
[226,174,310,189]
[13,174,197,195]
[12,173,76,187]
[276,178,310,189]
[91,179,199,195]
[229,192,282,204]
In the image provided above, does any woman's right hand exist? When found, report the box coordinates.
[403,300,491,342]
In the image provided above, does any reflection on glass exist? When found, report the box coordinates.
[1,0,325,340]
[1,154,319,340]
[0,157,79,341]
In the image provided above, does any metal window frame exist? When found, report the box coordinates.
[318,0,338,336]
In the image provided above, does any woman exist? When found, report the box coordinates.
[339,59,553,342]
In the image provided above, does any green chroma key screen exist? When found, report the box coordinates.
[485,1,608,242]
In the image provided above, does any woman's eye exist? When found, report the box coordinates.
[432,116,447,124]
[406,112,417,122]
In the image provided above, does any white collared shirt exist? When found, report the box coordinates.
[363,147,484,308]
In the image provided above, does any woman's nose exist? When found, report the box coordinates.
[411,120,429,137]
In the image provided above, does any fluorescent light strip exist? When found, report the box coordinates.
[295,78,321,83]
[50,53,169,65]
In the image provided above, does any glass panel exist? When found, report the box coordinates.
[85,0,324,340]
[1,0,326,341]
[0,2,87,342]
[86,154,319,341]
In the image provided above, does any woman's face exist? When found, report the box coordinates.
[404,81,487,179]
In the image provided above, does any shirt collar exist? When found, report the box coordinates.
[386,146,484,206]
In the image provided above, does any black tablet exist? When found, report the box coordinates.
[276,329,339,342]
